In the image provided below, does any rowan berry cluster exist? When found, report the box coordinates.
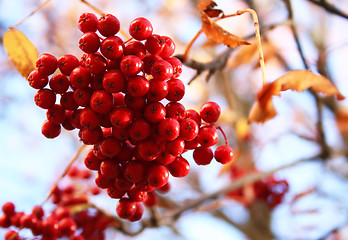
[26,12,234,222]
[0,166,113,240]
[228,167,289,208]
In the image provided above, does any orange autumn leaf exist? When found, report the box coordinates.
[248,70,345,123]
[198,0,250,48]
[3,29,38,78]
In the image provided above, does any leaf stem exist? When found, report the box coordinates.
[182,29,204,61]
[10,0,51,29]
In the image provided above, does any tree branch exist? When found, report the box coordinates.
[308,0,348,20]
[156,155,319,226]
[175,48,234,85]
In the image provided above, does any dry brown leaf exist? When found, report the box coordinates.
[197,0,217,12]
[3,29,38,78]
[198,0,250,48]
[201,14,251,48]
[248,70,345,123]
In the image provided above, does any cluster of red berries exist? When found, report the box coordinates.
[0,165,114,240]
[26,12,234,221]
[228,167,289,208]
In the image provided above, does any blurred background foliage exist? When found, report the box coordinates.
[1,0,348,239]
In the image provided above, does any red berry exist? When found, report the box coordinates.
[185,109,202,126]
[137,140,160,161]
[127,187,147,202]
[128,118,151,141]
[73,87,93,107]
[159,36,175,58]
[57,217,77,237]
[151,60,173,81]
[124,94,146,111]
[193,146,213,165]
[147,164,169,188]
[143,191,158,207]
[28,69,49,89]
[98,14,120,37]
[107,186,126,199]
[36,53,58,75]
[49,74,69,93]
[214,145,234,164]
[143,54,162,74]
[57,54,80,76]
[180,118,199,141]
[100,159,121,179]
[79,32,100,53]
[129,17,153,40]
[166,78,185,101]
[128,202,144,222]
[156,149,176,165]
[146,80,168,102]
[84,150,102,170]
[158,118,180,141]
[165,101,186,121]
[116,198,136,219]
[78,12,98,33]
[168,156,190,177]
[100,36,124,60]
[145,34,165,54]
[123,160,146,183]
[2,202,15,216]
[103,69,126,93]
[70,66,92,89]
[80,127,103,144]
[4,230,19,240]
[41,120,61,138]
[115,176,134,192]
[127,75,150,97]
[165,137,185,156]
[99,136,122,158]
[79,107,100,129]
[95,171,114,189]
[62,111,75,131]
[197,125,219,147]
[35,88,56,109]
[85,53,107,75]
[144,102,166,123]
[90,90,114,113]
[60,91,78,111]
[110,106,133,129]
[120,55,143,76]
[46,104,66,124]
[166,57,183,78]
[200,101,221,123]
[124,41,146,59]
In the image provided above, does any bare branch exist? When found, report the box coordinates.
[308,0,348,20]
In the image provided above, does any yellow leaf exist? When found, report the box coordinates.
[248,70,345,123]
[3,29,38,78]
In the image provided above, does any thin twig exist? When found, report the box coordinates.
[41,144,87,205]
[220,9,266,85]
[175,48,233,85]
[10,0,51,29]
[308,0,348,19]
[284,0,330,158]
[157,155,319,226]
